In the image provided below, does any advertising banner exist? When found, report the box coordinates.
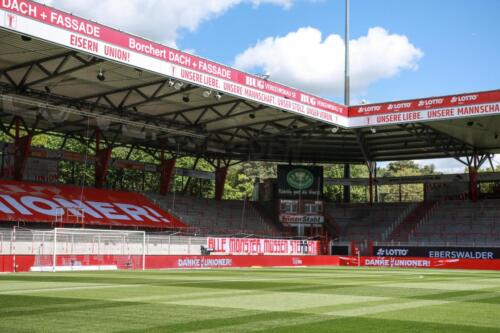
[339,256,500,271]
[0,180,185,228]
[349,90,500,127]
[278,165,323,199]
[0,254,342,272]
[207,237,319,256]
[0,0,347,126]
[1,2,500,128]
[279,214,324,225]
[373,246,500,260]
[4,254,500,272]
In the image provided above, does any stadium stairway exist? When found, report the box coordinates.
[250,201,283,233]
[388,200,440,242]
[325,202,412,242]
[323,211,342,239]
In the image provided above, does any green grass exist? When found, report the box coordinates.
[1,267,500,332]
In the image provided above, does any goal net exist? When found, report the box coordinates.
[31,228,146,272]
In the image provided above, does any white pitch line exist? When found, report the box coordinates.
[0,284,134,294]
[0,276,312,295]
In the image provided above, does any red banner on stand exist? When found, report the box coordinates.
[207,237,319,256]
[0,180,185,228]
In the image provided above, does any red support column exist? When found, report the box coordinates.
[159,158,176,196]
[350,241,359,256]
[94,130,112,188]
[367,240,374,256]
[368,170,373,205]
[469,166,478,202]
[15,117,20,140]
[215,166,228,201]
[95,147,112,189]
[13,134,32,181]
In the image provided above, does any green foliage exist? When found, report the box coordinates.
[222,162,276,200]
[377,161,439,202]
[19,131,445,202]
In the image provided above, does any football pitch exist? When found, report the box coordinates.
[1,267,499,332]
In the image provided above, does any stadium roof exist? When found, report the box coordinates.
[0,1,499,165]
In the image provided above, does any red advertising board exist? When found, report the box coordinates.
[0,180,185,228]
[0,254,341,272]
[2,255,500,273]
[339,256,500,270]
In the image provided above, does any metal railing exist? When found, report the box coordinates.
[0,228,206,256]
[0,227,315,256]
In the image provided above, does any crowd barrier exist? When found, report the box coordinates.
[339,256,500,270]
[0,255,341,272]
[3,254,500,272]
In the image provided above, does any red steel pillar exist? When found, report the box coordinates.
[94,130,112,188]
[13,134,32,181]
[368,170,373,204]
[159,158,176,196]
[215,166,228,201]
[469,166,478,202]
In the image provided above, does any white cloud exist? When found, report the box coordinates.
[38,0,294,47]
[234,26,423,96]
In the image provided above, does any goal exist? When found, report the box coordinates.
[31,228,146,272]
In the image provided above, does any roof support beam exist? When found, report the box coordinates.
[355,129,372,165]
[0,51,103,90]
[399,123,488,165]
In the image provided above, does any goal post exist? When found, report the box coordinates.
[31,228,146,272]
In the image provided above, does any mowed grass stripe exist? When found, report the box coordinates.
[0,267,499,332]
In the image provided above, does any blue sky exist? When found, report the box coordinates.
[178,0,500,104]
[41,0,500,172]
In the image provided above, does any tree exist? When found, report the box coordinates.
[377,161,440,202]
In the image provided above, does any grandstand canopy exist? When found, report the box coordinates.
[0,1,499,165]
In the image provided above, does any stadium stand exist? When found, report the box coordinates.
[387,201,440,243]
[145,193,278,235]
[325,202,413,242]
[411,199,500,245]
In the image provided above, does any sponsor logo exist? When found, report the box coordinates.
[365,258,431,268]
[358,105,382,113]
[245,76,265,89]
[418,98,444,107]
[177,258,233,268]
[300,94,317,106]
[429,250,493,260]
[286,168,314,190]
[387,102,412,111]
[376,248,409,256]
[451,95,478,103]
[280,214,324,224]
